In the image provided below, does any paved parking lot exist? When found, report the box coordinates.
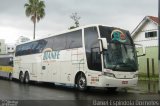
[0,79,160,106]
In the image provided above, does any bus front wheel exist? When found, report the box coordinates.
[77,75,87,91]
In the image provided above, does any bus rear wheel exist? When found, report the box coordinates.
[77,75,87,91]
[24,72,30,84]
[19,72,24,83]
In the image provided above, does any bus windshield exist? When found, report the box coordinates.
[99,26,138,72]
[103,42,138,71]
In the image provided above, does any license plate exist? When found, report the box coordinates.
[122,81,128,84]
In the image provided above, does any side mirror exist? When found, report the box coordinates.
[135,43,146,57]
[98,38,108,49]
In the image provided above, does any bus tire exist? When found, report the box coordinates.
[19,72,24,83]
[24,72,30,84]
[77,74,87,91]
[8,73,12,81]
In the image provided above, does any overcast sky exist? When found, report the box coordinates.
[0,0,158,44]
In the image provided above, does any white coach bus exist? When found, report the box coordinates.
[13,25,143,91]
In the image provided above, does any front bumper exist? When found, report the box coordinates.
[90,76,138,87]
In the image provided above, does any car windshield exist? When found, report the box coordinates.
[103,41,138,71]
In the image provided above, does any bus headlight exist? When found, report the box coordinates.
[133,74,138,78]
[102,72,115,78]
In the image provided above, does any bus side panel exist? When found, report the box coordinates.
[59,62,71,83]
[42,50,73,84]
[51,62,60,83]
[59,50,72,84]
[42,48,85,85]
[31,62,41,81]
[28,54,42,81]
[13,57,21,79]
[13,54,42,81]
[71,48,86,84]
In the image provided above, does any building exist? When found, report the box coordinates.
[131,16,159,75]
[0,36,30,56]
[0,39,7,54]
[0,39,15,55]
[6,44,15,55]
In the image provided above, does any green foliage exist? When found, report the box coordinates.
[24,0,45,23]
[69,26,76,30]
[136,47,158,74]
[69,12,81,29]
[24,0,45,39]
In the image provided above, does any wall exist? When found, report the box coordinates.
[0,39,7,54]
[137,46,158,75]
[133,20,158,76]
[133,21,158,47]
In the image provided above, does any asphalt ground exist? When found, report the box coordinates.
[0,78,160,106]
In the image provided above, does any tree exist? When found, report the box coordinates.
[24,0,45,39]
[69,12,81,29]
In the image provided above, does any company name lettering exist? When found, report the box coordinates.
[43,51,60,60]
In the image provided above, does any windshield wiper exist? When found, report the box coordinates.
[112,62,136,71]
[112,64,119,70]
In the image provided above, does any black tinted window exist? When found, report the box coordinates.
[15,45,22,56]
[31,40,47,53]
[66,30,82,49]
[84,27,102,71]
[51,30,82,50]
[16,40,46,56]
[15,30,82,56]
[0,57,13,66]
[52,35,67,50]
[145,31,157,38]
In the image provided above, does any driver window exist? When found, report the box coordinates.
[84,27,102,71]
